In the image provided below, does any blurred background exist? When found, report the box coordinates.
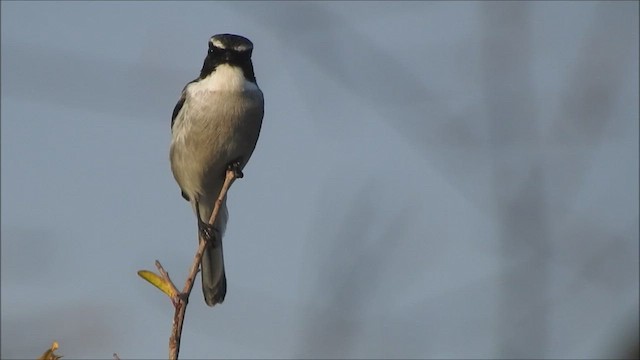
[1,1,638,359]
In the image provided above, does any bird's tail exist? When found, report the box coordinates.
[198,199,228,306]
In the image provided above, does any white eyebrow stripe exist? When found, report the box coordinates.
[210,39,226,49]
[210,38,252,52]
[232,43,252,51]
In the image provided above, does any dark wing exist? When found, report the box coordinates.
[171,92,186,130]
[171,81,198,202]
[171,79,199,130]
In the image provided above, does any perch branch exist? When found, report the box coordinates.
[168,168,238,360]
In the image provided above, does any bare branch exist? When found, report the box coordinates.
[168,169,237,360]
[155,260,180,306]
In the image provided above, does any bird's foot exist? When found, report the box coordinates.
[227,160,244,179]
[198,219,220,248]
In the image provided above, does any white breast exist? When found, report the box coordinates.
[172,64,263,145]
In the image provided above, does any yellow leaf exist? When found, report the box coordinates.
[38,341,62,360]
[137,270,177,298]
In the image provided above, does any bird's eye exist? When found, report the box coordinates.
[209,46,225,55]
[208,42,219,53]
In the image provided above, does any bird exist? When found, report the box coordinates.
[169,34,264,306]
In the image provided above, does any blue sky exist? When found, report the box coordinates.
[2,2,638,359]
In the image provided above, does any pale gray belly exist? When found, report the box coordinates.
[170,90,263,200]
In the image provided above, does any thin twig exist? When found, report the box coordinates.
[155,260,180,306]
[168,169,237,360]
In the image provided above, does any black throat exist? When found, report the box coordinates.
[199,51,256,83]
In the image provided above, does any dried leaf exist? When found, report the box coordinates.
[38,341,62,360]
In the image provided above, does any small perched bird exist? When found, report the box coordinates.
[170,34,264,306]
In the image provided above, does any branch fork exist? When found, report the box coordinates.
[138,168,238,360]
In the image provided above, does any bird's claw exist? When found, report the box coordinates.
[227,161,244,179]
[198,220,220,248]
